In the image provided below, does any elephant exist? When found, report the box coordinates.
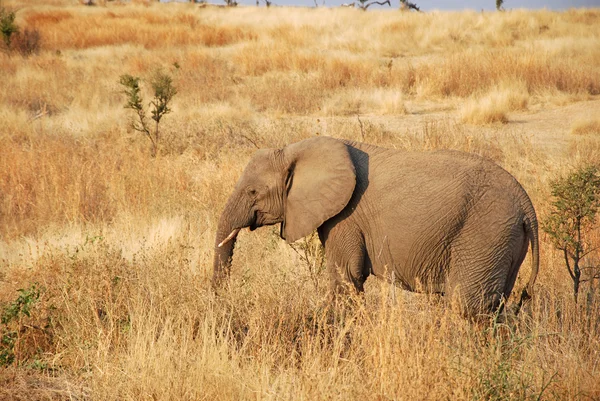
[212,136,539,317]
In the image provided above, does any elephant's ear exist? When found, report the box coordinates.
[281,137,356,243]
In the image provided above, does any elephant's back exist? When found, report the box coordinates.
[355,147,531,289]
[369,148,523,196]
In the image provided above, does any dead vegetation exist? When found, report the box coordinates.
[1,2,600,399]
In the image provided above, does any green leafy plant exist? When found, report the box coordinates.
[542,165,600,304]
[119,70,177,157]
[0,5,18,48]
[1,284,41,366]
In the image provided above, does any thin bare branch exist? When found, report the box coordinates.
[227,126,260,149]
[27,104,49,122]
[240,134,260,149]
[362,0,390,9]
[357,114,365,141]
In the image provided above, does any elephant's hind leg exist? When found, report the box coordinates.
[445,217,525,318]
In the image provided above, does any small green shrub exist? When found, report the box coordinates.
[0,6,18,48]
[119,70,177,157]
[1,284,42,366]
[1,285,41,325]
[542,165,600,304]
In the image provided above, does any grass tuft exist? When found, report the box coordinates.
[570,118,600,136]
[460,81,529,125]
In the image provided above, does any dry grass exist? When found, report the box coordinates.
[322,88,408,116]
[571,118,600,136]
[460,81,529,125]
[1,2,600,399]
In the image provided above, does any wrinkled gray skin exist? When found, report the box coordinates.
[213,137,539,317]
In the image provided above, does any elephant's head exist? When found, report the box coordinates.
[212,136,356,286]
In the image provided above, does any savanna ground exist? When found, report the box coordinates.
[1,1,600,399]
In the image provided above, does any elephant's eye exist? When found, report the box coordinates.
[247,187,258,197]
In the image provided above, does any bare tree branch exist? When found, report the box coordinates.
[240,134,260,149]
[362,0,390,9]
[227,126,260,149]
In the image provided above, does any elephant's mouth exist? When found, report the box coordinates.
[217,213,258,248]
[251,211,281,231]
[218,211,277,247]
[249,210,260,231]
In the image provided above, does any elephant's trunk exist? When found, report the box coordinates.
[212,224,237,287]
[212,193,253,287]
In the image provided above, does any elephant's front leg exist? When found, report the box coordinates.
[318,223,370,298]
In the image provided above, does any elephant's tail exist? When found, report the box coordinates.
[515,213,540,314]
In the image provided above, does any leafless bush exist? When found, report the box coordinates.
[10,28,41,56]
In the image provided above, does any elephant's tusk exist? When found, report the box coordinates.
[218,228,241,247]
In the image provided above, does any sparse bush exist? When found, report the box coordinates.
[10,27,41,56]
[543,166,600,304]
[1,7,42,56]
[399,0,420,11]
[119,71,177,157]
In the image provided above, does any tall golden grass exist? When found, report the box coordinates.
[1,2,600,399]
